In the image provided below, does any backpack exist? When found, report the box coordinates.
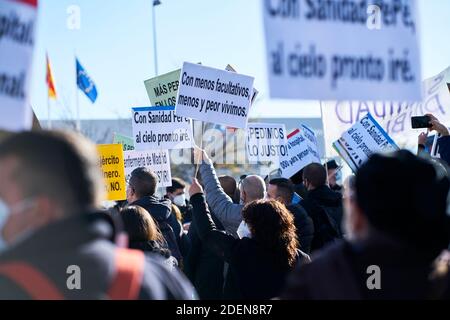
[0,248,145,300]
[157,220,183,267]
[310,204,342,251]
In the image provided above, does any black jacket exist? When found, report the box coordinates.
[184,211,226,300]
[131,196,184,263]
[282,231,450,300]
[191,193,309,300]
[301,185,343,251]
[287,204,315,254]
[0,212,194,299]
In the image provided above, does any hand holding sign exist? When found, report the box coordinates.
[189,178,204,196]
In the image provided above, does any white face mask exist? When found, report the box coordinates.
[173,194,186,207]
[237,220,252,239]
[0,197,36,252]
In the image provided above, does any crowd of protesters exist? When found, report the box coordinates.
[0,114,449,299]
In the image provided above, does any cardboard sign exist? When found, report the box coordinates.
[124,150,172,188]
[263,0,422,101]
[280,125,321,178]
[113,133,134,151]
[333,113,398,172]
[322,67,450,156]
[175,62,254,128]
[98,144,127,201]
[144,69,181,107]
[0,0,38,131]
[132,106,194,150]
[246,123,288,162]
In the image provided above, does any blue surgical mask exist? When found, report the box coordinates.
[335,171,342,182]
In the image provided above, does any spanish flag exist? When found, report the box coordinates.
[46,53,57,100]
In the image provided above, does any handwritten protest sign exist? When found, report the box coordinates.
[0,0,38,131]
[280,125,321,178]
[333,114,398,172]
[132,106,194,150]
[263,0,422,101]
[113,133,134,151]
[124,150,172,188]
[144,69,180,106]
[322,67,450,156]
[246,123,288,162]
[98,144,126,201]
[175,62,254,128]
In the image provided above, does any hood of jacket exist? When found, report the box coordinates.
[306,185,342,207]
[131,196,172,223]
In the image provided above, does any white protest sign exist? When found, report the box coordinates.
[333,113,398,172]
[175,62,254,128]
[322,67,450,156]
[263,0,422,101]
[0,0,38,132]
[246,123,288,162]
[132,106,194,150]
[280,125,321,179]
[124,150,172,188]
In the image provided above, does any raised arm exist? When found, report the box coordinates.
[194,148,243,235]
[189,179,238,263]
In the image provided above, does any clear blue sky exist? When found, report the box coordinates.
[30,0,450,122]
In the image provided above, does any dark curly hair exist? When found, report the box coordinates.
[242,200,299,268]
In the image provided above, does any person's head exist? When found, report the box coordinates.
[120,205,164,245]
[242,199,299,267]
[348,150,450,259]
[127,167,157,203]
[218,175,239,203]
[303,163,327,191]
[325,160,340,187]
[166,178,186,207]
[0,131,104,245]
[171,204,183,223]
[267,178,294,205]
[239,175,266,205]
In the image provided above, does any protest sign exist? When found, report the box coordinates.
[246,123,288,162]
[333,113,398,172]
[0,0,38,131]
[124,150,172,188]
[263,0,422,101]
[132,106,194,150]
[322,67,450,156]
[280,125,321,179]
[175,62,254,128]
[144,69,181,106]
[97,144,126,201]
[113,133,134,151]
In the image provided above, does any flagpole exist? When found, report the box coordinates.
[47,93,52,130]
[75,53,81,132]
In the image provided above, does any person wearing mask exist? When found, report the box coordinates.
[0,131,193,299]
[325,160,342,193]
[195,148,266,237]
[120,206,177,270]
[126,167,184,266]
[282,150,450,299]
[189,178,310,299]
[267,178,314,254]
[301,163,344,251]
[166,178,193,224]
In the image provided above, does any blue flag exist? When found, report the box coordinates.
[76,58,98,103]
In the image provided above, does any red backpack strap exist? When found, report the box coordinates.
[107,248,146,300]
[0,262,64,300]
